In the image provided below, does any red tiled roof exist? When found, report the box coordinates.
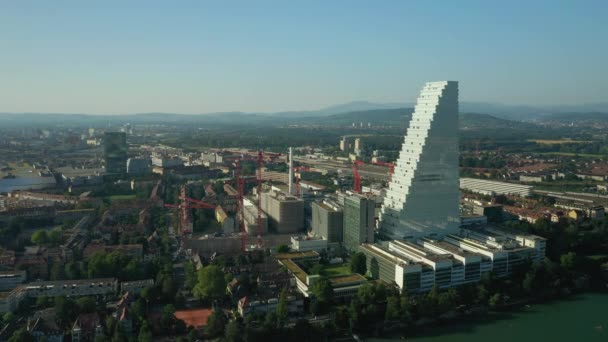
[174,308,213,328]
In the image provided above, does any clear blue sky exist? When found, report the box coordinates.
[1,0,606,114]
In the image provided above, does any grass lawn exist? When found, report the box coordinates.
[320,264,352,277]
[108,194,137,202]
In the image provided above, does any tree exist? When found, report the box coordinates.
[276,288,289,328]
[310,277,333,315]
[385,295,400,321]
[193,265,227,303]
[31,230,49,245]
[205,309,227,338]
[184,260,198,290]
[560,252,578,271]
[77,296,97,313]
[138,322,153,342]
[9,328,33,342]
[55,296,76,328]
[350,252,367,275]
[225,320,243,342]
[276,245,290,253]
[310,277,333,303]
[160,304,176,332]
[489,293,503,307]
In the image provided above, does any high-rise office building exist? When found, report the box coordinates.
[311,200,344,243]
[104,132,127,174]
[261,190,304,233]
[379,81,460,240]
[343,194,375,251]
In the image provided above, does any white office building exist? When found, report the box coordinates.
[380,81,460,239]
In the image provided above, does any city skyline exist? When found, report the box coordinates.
[1,1,607,114]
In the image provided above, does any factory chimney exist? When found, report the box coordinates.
[288,147,294,194]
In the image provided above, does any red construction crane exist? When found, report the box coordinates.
[164,185,216,236]
[256,149,263,248]
[372,161,395,181]
[293,166,308,197]
[235,161,246,253]
[352,160,365,193]
[231,151,267,253]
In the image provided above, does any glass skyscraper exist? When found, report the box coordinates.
[379,81,460,240]
[104,132,127,174]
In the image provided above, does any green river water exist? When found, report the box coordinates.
[371,293,608,342]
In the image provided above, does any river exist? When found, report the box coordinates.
[371,293,608,342]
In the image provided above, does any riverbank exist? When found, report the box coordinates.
[371,292,608,342]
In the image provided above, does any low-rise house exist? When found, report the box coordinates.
[120,279,153,295]
[27,308,64,342]
[72,313,103,342]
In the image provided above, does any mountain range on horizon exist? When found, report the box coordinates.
[2,100,608,121]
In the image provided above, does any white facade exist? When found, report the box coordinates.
[380,81,460,239]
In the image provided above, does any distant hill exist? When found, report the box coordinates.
[536,112,608,122]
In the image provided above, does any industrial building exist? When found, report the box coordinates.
[56,167,105,186]
[311,200,344,243]
[261,190,304,234]
[358,227,545,293]
[274,251,367,300]
[343,193,375,251]
[243,203,268,236]
[126,158,151,175]
[460,178,533,197]
[380,81,460,240]
[104,132,127,174]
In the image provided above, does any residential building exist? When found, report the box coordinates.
[343,193,375,251]
[120,279,154,294]
[72,313,103,342]
[380,81,460,239]
[0,271,26,291]
[104,132,127,174]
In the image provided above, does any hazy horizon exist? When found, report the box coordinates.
[1,1,607,114]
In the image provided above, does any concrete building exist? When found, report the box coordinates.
[290,236,328,252]
[104,132,127,174]
[151,155,183,168]
[126,158,151,175]
[243,204,269,236]
[0,271,26,291]
[380,81,460,240]
[460,178,533,197]
[339,137,349,152]
[359,226,545,293]
[311,200,344,243]
[261,191,304,233]
[275,251,367,300]
[56,167,104,187]
[343,193,375,251]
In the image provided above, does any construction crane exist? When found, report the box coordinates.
[164,185,216,236]
[232,150,266,253]
[372,161,395,182]
[293,166,310,198]
[256,149,263,248]
[352,160,365,193]
[235,161,247,253]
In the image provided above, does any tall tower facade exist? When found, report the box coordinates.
[379,81,460,240]
[104,132,127,174]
